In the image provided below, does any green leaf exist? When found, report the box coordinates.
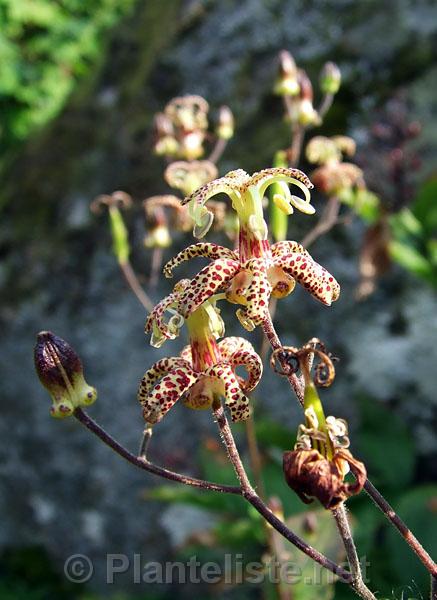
[385,486,437,595]
[356,399,415,489]
[412,179,437,235]
[144,484,246,515]
[389,240,433,279]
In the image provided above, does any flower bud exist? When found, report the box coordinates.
[274,51,300,96]
[215,106,234,140]
[320,62,341,95]
[34,331,97,418]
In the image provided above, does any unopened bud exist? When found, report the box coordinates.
[320,62,341,95]
[274,51,300,96]
[216,106,234,140]
[34,331,97,418]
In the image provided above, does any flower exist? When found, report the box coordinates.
[164,160,218,196]
[275,340,366,509]
[34,331,97,418]
[306,136,364,197]
[154,95,210,160]
[161,167,340,331]
[139,288,262,424]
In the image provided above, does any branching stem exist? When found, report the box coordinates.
[212,404,352,585]
[74,408,240,495]
[364,479,437,577]
[332,503,377,600]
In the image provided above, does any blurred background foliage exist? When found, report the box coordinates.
[0,0,135,168]
[0,1,436,599]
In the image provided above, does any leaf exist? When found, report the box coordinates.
[412,179,437,235]
[385,486,437,595]
[263,509,342,600]
[356,398,415,489]
[144,484,246,515]
[389,240,433,279]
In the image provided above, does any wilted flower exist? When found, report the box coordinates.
[275,340,366,509]
[283,447,366,509]
[140,286,262,423]
[34,331,97,418]
[162,168,339,331]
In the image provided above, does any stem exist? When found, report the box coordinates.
[318,93,334,120]
[288,125,305,166]
[262,311,305,405]
[138,424,153,459]
[119,260,154,312]
[74,408,240,495]
[300,196,341,248]
[431,575,436,600]
[364,479,437,577]
[332,503,377,600]
[212,404,352,584]
[149,247,163,289]
[208,137,228,164]
[244,409,266,498]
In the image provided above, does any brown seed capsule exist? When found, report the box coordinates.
[34,331,97,418]
[283,448,366,510]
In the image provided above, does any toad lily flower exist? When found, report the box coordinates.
[162,168,340,331]
[139,290,263,424]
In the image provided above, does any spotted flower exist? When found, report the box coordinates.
[139,288,262,424]
[161,168,340,331]
[306,136,364,196]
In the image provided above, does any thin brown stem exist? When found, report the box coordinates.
[208,137,228,164]
[119,260,154,312]
[262,311,305,405]
[74,408,240,495]
[244,410,265,498]
[332,503,377,600]
[300,196,341,248]
[431,574,436,600]
[149,247,163,289]
[364,479,437,577]
[318,93,334,120]
[212,404,352,584]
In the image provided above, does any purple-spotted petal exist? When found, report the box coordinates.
[139,365,198,424]
[229,349,263,393]
[163,243,237,278]
[271,240,309,258]
[206,363,251,422]
[137,357,192,397]
[217,336,256,361]
[274,253,340,305]
[177,258,240,318]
